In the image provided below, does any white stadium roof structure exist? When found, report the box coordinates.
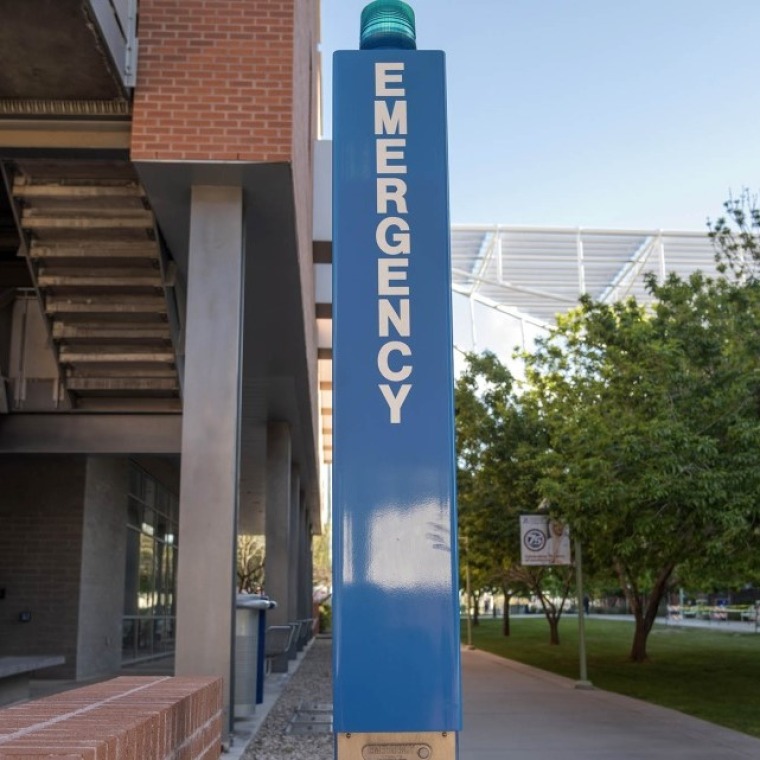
[450,226,721,364]
[318,225,721,464]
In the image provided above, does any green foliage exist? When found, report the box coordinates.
[709,189,760,281]
[312,524,332,591]
[455,353,516,584]
[524,271,760,659]
[533,278,760,556]
[455,195,760,660]
[318,603,332,633]
[455,352,574,642]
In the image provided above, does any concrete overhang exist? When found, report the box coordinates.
[135,160,320,528]
[0,0,127,106]
[0,413,181,453]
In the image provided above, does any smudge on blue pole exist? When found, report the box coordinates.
[332,2,461,754]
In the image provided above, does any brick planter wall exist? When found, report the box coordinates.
[0,676,222,759]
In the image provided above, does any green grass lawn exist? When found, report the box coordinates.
[462,616,760,738]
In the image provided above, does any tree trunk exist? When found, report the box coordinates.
[630,616,651,663]
[529,569,572,647]
[626,562,675,662]
[502,590,512,637]
[472,591,481,626]
[548,615,560,645]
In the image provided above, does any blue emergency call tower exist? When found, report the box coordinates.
[332,2,461,758]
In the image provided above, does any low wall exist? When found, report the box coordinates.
[0,675,222,759]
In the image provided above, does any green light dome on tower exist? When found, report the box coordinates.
[360,0,416,50]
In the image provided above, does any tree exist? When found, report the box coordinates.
[312,524,332,592]
[237,534,265,593]
[456,352,567,642]
[456,353,524,634]
[510,564,574,645]
[526,272,760,661]
[709,189,760,282]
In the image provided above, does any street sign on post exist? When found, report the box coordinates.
[332,2,461,757]
[520,515,571,566]
[519,515,592,689]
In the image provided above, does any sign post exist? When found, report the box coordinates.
[519,515,592,689]
[574,537,593,689]
[332,2,461,757]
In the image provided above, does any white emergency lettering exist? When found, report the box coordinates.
[375,62,412,423]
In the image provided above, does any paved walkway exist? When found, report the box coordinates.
[461,646,760,759]
[599,611,759,635]
[233,634,760,759]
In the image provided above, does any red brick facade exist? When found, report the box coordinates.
[131,0,300,161]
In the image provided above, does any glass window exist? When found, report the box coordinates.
[127,498,141,529]
[123,462,179,664]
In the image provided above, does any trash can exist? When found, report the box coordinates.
[234,594,277,718]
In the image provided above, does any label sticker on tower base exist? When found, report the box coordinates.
[337,731,456,760]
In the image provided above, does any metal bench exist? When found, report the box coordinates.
[295,617,315,648]
[264,625,295,673]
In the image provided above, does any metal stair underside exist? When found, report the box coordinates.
[11,161,181,410]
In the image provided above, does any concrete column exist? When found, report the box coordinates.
[265,422,291,672]
[287,468,300,659]
[77,457,128,680]
[288,467,300,625]
[239,424,267,535]
[298,496,309,622]
[265,422,291,623]
[305,506,314,624]
[175,186,244,736]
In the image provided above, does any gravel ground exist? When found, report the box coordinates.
[243,637,333,760]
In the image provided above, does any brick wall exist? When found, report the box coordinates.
[0,676,222,759]
[0,456,87,679]
[131,0,298,161]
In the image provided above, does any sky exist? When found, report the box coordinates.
[319,0,760,231]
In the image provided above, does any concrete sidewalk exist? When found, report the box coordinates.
[232,637,760,759]
[460,646,760,759]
